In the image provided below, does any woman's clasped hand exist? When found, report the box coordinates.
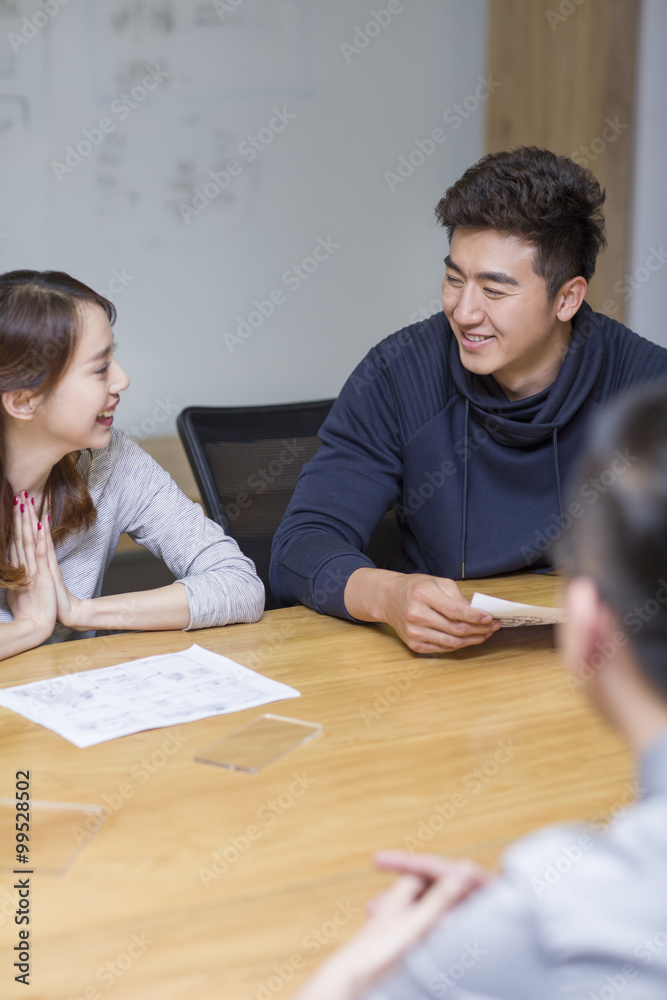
[7,494,84,640]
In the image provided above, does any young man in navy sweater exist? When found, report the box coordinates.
[270,147,667,653]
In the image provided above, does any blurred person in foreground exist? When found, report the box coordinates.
[292,383,667,1000]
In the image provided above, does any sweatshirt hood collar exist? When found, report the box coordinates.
[448,300,604,447]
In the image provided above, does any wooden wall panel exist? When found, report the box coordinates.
[486,0,639,318]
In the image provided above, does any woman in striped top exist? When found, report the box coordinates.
[0,270,264,661]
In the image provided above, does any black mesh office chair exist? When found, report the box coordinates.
[177,401,400,610]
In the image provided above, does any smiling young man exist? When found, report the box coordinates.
[270,147,667,652]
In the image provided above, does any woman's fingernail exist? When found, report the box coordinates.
[20,504,25,513]
[30,497,34,506]
[13,496,18,506]
[37,522,42,531]
[23,491,28,499]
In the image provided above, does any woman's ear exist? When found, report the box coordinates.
[1,389,42,421]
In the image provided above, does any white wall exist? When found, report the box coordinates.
[626,0,667,347]
[0,0,489,439]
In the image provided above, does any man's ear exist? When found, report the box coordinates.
[1,389,42,422]
[555,275,588,322]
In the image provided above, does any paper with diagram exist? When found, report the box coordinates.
[0,644,299,748]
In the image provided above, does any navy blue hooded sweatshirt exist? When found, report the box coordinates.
[270,303,667,620]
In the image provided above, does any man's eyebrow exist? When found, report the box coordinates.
[444,256,520,287]
[476,269,519,286]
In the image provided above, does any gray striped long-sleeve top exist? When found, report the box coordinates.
[0,430,265,644]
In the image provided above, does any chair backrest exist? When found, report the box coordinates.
[177,401,333,609]
[177,401,401,610]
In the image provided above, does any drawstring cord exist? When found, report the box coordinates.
[460,399,469,579]
[552,427,564,523]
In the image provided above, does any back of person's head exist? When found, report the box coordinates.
[562,384,667,698]
[0,270,115,586]
[435,146,607,302]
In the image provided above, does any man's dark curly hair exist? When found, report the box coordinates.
[435,146,607,301]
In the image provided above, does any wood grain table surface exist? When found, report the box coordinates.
[0,574,633,1000]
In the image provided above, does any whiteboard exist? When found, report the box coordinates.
[0,0,488,438]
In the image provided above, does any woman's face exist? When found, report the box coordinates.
[32,302,129,455]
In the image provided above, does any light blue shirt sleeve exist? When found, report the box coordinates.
[362,871,550,1000]
[361,767,667,1000]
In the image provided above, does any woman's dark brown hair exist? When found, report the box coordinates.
[0,270,116,588]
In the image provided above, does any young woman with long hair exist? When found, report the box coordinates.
[0,269,264,660]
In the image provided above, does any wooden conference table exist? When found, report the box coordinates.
[0,575,633,1000]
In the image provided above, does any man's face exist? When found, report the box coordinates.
[441,228,570,399]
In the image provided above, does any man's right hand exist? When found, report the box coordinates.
[344,568,500,653]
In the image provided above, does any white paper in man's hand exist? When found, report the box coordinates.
[471,592,565,627]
